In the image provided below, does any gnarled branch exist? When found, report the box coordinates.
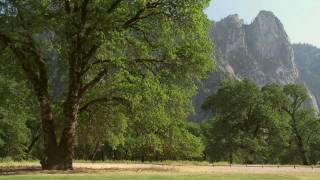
[107,0,123,14]
[79,96,129,112]
[80,69,107,96]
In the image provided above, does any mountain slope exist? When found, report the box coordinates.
[293,43,320,111]
[190,11,319,121]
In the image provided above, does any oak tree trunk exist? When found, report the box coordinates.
[39,52,81,170]
[40,89,80,170]
[38,94,62,170]
[39,93,78,170]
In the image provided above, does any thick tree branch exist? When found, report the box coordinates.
[122,1,162,29]
[80,69,107,96]
[134,58,174,65]
[81,0,90,24]
[107,0,123,14]
[26,132,41,155]
[64,0,71,14]
[0,32,11,45]
[81,58,111,75]
[123,9,145,28]
[80,44,99,73]
[79,96,129,112]
[80,97,108,112]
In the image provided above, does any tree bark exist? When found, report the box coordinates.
[39,94,62,170]
[41,80,80,170]
[295,134,309,165]
[291,114,309,165]
[57,70,81,169]
[39,44,82,170]
[58,101,78,170]
[33,54,69,170]
[228,151,233,164]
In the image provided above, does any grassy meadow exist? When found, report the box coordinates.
[1,161,320,180]
[1,173,319,180]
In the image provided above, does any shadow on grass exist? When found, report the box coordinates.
[0,166,176,176]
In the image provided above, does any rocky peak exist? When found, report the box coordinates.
[212,14,246,58]
[245,11,298,84]
[212,11,299,85]
[221,14,244,26]
[190,11,319,121]
[248,10,289,44]
[253,11,281,27]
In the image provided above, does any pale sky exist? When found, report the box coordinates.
[205,0,320,47]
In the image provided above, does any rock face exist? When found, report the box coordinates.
[190,11,319,121]
[293,44,320,112]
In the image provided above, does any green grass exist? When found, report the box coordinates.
[0,174,302,180]
[1,161,319,179]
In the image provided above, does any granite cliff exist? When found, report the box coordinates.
[293,44,320,112]
[190,11,319,121]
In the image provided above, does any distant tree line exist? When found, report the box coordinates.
[202,80,320,165]
[1,74,320,165]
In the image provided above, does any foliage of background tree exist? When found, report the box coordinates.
[0,51,39,160]
[202,80,283,164]
[202,80,320,165]
[281,84,320,165]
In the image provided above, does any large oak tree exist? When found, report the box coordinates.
[0,0,213,170]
